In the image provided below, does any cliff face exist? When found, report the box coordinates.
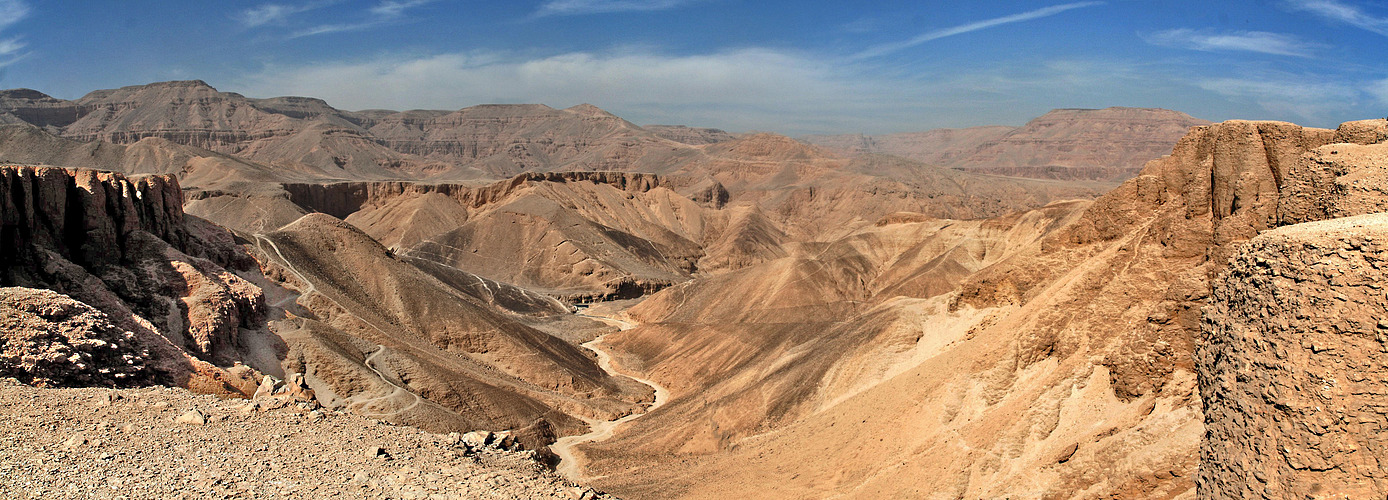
[0,89,81,128]
[1200,214,1388,498]
[0,165,267,395]
[1192,120,1388,498]
[0,165,186,269]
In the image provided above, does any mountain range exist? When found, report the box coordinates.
[3,80,1385,499]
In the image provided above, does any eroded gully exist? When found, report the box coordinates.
[550,313,670,482]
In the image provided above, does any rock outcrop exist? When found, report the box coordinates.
[0,165,265,395]
[1200,214,1388,498]
[0,287,149,386]
[0,164,187,268]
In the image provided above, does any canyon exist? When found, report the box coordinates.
[2,81,1386,499]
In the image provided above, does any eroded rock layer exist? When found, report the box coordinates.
[1201,214,1388,498]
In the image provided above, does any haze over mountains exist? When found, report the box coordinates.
[2,80,1387,499]
[803,107,1210,181]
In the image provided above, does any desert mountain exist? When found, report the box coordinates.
[0,82,691,181]
[803,107,1210,181]
[568,119,1388,498]
[6,81,1381,499]
[801,125,1016,166]
[642,125,740,145]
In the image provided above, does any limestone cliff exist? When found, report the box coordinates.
[1200,214,1388,498]
[0,164,266,395]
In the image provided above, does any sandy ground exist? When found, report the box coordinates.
[0,378,615,499]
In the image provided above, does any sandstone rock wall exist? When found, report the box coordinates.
[1200,214,1388,498]
[0,164,186,270]
[1,165,265,395]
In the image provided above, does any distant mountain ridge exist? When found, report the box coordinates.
[802,107,1210,181]
[0,80,687,181]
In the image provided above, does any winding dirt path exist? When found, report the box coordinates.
[254,234,422,419]
[347,345,423,418]
[551,313,670,481]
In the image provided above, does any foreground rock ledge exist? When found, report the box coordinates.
[1200,212,1388,498]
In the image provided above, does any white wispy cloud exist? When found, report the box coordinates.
[1285,0,1388,36]
[535,0,696,17]
[369,0,432,18]
[0,0,26,31]
[1369,78,1388,106]
[233,48,1215,134]
[1144,29,1322,57]
[852,1,1104,60]
[237,1,346,27]
[0,0,28,67]
[241,0,432,37]
[1197,75,1366,121]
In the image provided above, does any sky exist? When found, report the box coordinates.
[0,0,1386,135]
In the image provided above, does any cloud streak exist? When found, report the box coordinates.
[0,0,28,67]
[240,0,433,38]
[852,1,1104,60]
[237,1,337,27]
[1196,74,1371,122]
[0,0,26,31]
[1144,29,1322,57]
[534,0,696,17]
[1285,0,1388,36]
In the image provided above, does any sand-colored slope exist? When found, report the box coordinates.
[250,213,654,445]
[571,118,1388,499]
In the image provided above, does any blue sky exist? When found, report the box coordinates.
[1,0,1386,134]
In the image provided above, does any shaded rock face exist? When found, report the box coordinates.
[0,287,150,387]
[0,89,82,128]
[0,165,187,269]
[1200,214,1388,499]
[282,171,665,219]
[0,165,266,395]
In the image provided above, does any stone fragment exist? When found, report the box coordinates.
[63,433,88,450]
[253,376,278,400]
[461,431,490,448]
[175,409,207,425]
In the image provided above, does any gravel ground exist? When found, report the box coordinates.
[0,378,614,499]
